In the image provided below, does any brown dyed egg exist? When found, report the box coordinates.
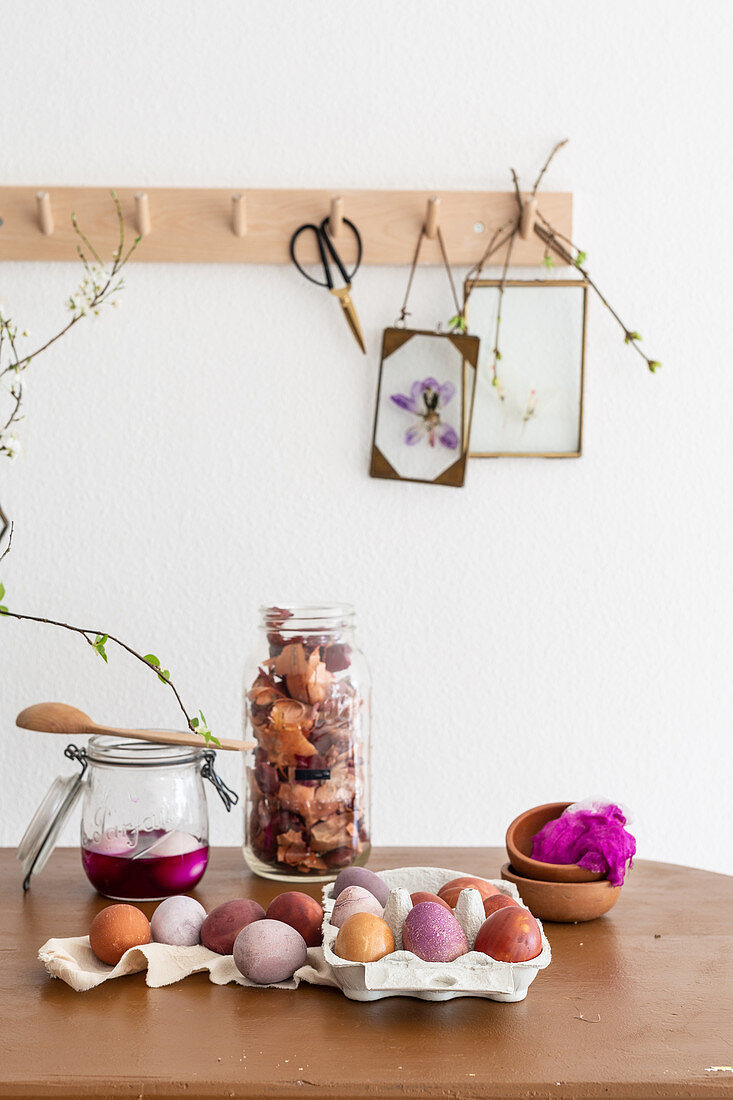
[89,903,151,965]
[437,876,501,909]
[474,905,542,962]
[482,893,520,918]
[266,891,324,947]
[333,912,395,962]
[410,891,452,912]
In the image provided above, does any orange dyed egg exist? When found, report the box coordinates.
[437,876,501,909]
[333,912,395,962]
[89,903,151,965]
[474,906,542,962]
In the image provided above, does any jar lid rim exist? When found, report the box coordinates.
[259,603,355,623]
[86,735,204,765]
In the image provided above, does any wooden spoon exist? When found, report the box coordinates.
[16,702,254,753]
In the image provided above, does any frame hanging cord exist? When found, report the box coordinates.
[396,226,464,331]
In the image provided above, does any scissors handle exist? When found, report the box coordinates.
[289,217,363,288]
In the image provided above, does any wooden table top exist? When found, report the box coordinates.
[1,846,732,1099]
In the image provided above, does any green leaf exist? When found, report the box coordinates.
[95,634,108,646]
[0,605,8,615]
[95,644,108,663]
[574,250,587,266]
[542,254,555,270]
[191,717,199,728]
[495,351,502,361]
[648,360,661,373]
[0,584,5,601]
[157,668,170,684]
[143,653,161,668]
[625,331,642,344]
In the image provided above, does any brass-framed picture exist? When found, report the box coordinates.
[465,279,587,458]
[369,328,480,487]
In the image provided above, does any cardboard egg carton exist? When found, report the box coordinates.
[321,866,551,1002]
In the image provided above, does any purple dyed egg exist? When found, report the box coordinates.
[402,901,469,962]
[151,895,207,946]
[331,885,384,928]
[331,866,389,906]
[233,919,307,984]
[201,899,266,955]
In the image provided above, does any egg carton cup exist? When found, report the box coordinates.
[321,866,551,1002]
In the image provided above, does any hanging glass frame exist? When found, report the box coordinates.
[369,327,480,488]
[465,278,587,458]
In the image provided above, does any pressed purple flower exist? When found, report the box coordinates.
[390,377,458,450]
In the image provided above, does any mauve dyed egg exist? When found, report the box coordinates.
[151,895,207,946]
[266,891,324,947]
[402,901,468,963]
[233,919,307,984]
[89,904,151,965]
[331,866,389,906]
[201,899,265,955]
[331,885,384,928]
[333,912,395,962]
[410,891,452,912]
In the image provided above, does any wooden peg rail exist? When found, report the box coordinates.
[0,186,572,266]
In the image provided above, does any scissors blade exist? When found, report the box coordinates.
[331,285,366,354]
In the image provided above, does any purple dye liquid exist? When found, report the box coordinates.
[81,829,209,900]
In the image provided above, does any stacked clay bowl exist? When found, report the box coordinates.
[503,802,621,922]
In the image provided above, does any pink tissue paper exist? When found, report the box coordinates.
[531,799,636,887]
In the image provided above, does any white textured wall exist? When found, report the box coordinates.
[1,0,732,875]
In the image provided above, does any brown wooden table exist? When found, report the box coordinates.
[1,847,732,1099]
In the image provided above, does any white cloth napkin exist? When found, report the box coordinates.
[38,935,338,992]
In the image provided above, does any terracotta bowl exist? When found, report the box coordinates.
[505,801,605,884]
[501,863,621,923]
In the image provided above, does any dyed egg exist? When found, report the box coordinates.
[89,904,151,965]
[151,895,207,946]
[474,906,542,962]
[200,898,265,955]
[410,891,452,912]
[266,891,324,947]
[482,894,520,918]
[331,866,389,906]
[437,876,501,909]
[333,912,395,962]
[402,901,468,963]
[331,885,383,928]
[233,919,307,984]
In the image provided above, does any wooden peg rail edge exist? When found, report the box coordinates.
[0,187,572,266]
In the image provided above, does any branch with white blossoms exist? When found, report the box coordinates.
[0,191,140,462]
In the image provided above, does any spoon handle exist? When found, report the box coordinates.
[91,725,255,752]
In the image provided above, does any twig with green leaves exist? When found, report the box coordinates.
[0,578,219,747]
[0,191,139,461]
[460,139,661,392]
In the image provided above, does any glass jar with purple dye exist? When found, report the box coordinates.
[80,737,212,901]
[243,604,372,882]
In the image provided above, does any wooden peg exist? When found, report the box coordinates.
[231,192,246,237]
[36,191,54,235]
[519,194,538,240]
[135,191,151,237]
[424,195,440,239]
[329,195,344,237]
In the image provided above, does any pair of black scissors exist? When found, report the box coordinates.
[289,216,366,353]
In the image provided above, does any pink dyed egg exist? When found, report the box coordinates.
[402,901,469,962]
[331,885,384,927]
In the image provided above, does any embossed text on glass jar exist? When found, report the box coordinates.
[80,737,210,901]
[243,604,371,881]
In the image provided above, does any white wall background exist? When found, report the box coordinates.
[1,0,732,875]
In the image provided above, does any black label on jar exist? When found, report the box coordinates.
[294,768,332,781]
